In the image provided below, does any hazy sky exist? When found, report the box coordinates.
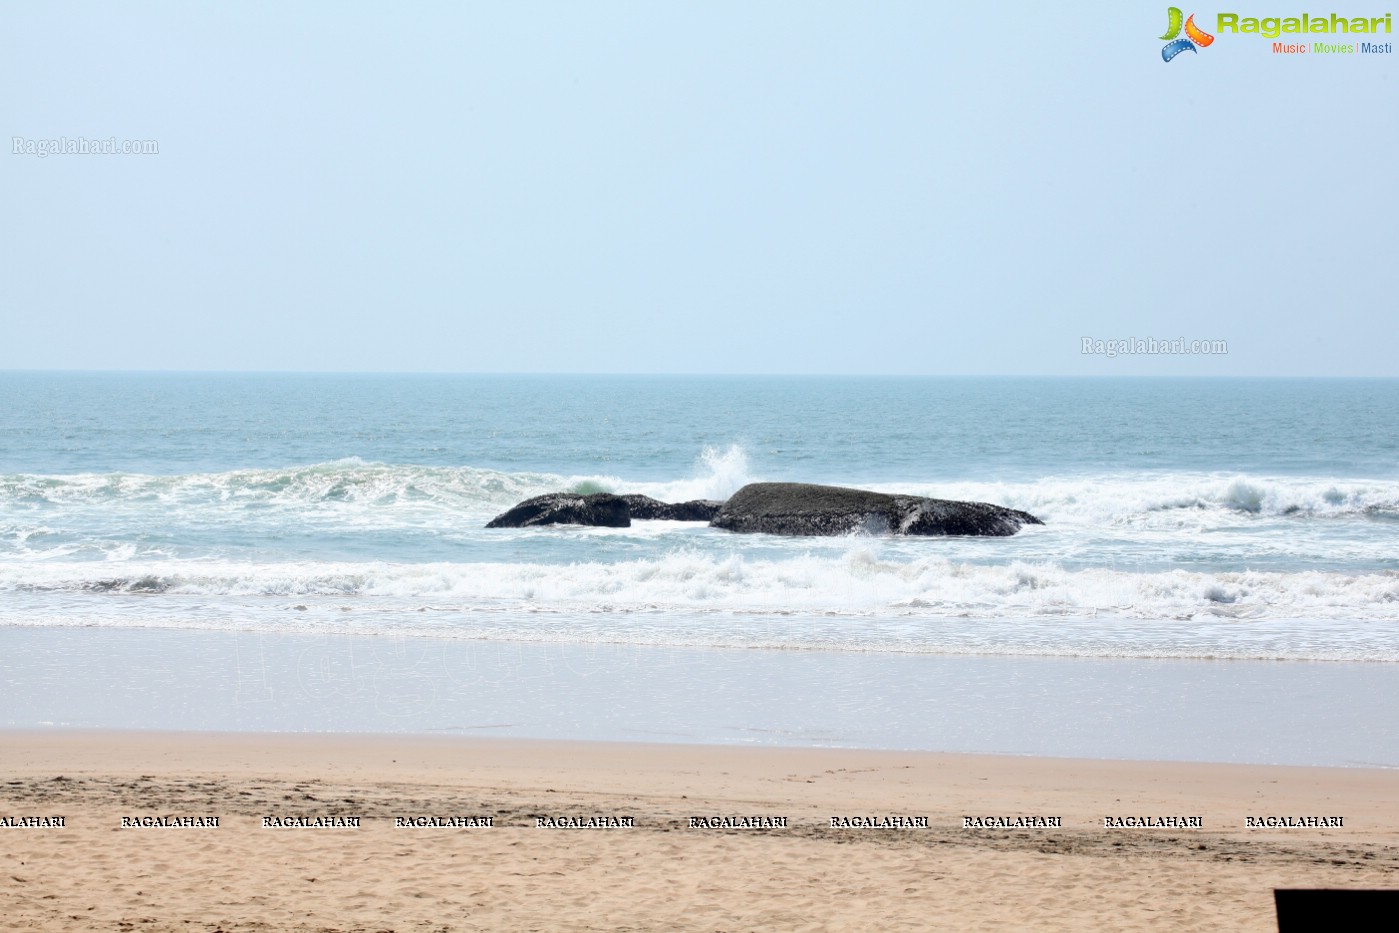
[4,2,1396,375]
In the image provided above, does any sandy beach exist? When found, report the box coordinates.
[2,730,1395,932]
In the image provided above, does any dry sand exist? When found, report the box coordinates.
[2,730,1396,932]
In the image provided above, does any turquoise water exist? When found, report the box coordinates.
[2,373,1398,661]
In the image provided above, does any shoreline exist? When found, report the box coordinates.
[4,729,1397,931]
[8,625,1399,767]
[8,720,1399,770]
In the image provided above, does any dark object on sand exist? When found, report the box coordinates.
[709,482,1043,537]
[1274,889,1399,931]
[484,493,632,528]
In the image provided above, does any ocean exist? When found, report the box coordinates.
[3,373,1397,762]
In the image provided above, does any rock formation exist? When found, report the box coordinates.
[484,492,632,528]
[620,495,724,522]
[486,483,1042,536]
[709,483,1042,537]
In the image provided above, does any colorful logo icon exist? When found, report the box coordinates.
[1160,7,1215,60]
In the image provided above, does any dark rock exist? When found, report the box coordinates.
[485,492,631,528]
[709,482,1043,537]
[621,495,724,522]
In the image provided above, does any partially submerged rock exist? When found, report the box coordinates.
[709,482,1042,537]
[485,483,1042,536]
[621,494,724,522]
[484,492,722,528]
[484,492,632,528]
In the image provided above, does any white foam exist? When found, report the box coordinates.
[559,444,756,504]
[3,454,1398,662]
[4,553,1398,625]
[860,473,1399,527]
[4,457,1397,531]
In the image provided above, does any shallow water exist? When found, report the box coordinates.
[4,626,1394,767]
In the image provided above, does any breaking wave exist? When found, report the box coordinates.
[4,446,1399,659]
[2,454,1393,526]
[0,444,757,520]
[5,552,1399,625]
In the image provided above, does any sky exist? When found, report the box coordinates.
[3,2,1396,376]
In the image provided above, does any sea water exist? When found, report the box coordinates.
[2,373,1397,761]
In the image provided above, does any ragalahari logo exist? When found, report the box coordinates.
[1160,7,1215,60]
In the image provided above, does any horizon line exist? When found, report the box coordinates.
[1,369,1396,380]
